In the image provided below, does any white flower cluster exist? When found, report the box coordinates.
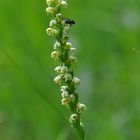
[46,0,87,130]
[53,65,81,86]
[60,86,75,106]
[51,42,77,62]
[46,0,67,15]
[46,0,68,37]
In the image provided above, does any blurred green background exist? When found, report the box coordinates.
[0,0,140,140]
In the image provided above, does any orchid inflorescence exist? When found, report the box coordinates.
[46,0,87,139]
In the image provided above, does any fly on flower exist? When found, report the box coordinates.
[64,18,75,26]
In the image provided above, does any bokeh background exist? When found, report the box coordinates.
[0,0,140,140]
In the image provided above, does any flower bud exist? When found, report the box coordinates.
[60,86,68,92]
[69,94,75,102]
[72,77,81,85]
[54,66,61,73]
[68,55,77,63]
[63,26,70,35]
[53,75,62,84]
[61,65,68,74]
[51,51,61,60]
[49,19,57,27]
[55,13,63,21]
[61,0,68,8]
[77,103,87,113]
[69,114,79,126]
[61,98,70,106]
[64,73,72,81]
[61,36,69,44]
[46,7,56,15]
[46,0,56,6]
[46,27,58,36]
[54,41,61,50]
[61,91,69,98]
[70,47,76,51]
[65,42,72,49]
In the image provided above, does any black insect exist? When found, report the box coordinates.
[64,18,75,25]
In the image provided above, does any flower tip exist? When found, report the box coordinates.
[61,0,68,8]
[65,42,72,49]
[69,114,79,125]
[53,75,62,84]
[72,77,81,85]
[46,7,55,15]
[46,27,58,36]
[61,98,70,106]
[51,51,61,60]
[77,103,87,113]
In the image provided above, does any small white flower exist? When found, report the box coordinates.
[65,42,72,49]
[72,77,81,85]
[68,55,77,62]
[69,94,75,102]
[46,0,56,6]
[69,114,79,125]
[54,66,61,73]
[51,51,61,59]
[64,73,72,81]
[63,26,70,35]
[61,65,68,73]
[46,27,58,36]
[61,0,68,8]
[61,98,70,106]
[61,36,69,44]
[70,47,76,51]
[53,75,62,84]
[61,91,69,98]
[60,86,68,92]
[56,13,62,19]
[49,19,57,27]
[54,41,61,50]
[64,26,70,31]
[46,7,55,15]
[77,103,87,113]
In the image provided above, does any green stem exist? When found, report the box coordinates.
[75,122,85,140]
